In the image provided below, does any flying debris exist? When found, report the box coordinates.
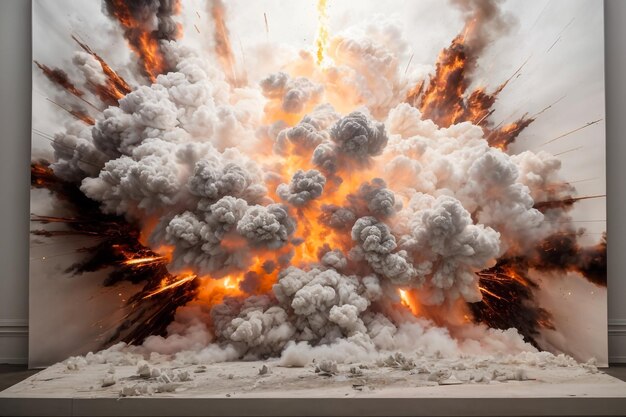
[46,98,95,125]
[210,0,242,86]
[71,35,132,105]
[539,119,603,148]
[34,61,99,110]
[533,194,606,212]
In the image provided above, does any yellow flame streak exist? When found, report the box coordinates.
[398,289,419,315]
[478,286,505,301]
[315,0,331,68]
[398,289,410,305]
[123,256,164,266]
[143,274,197,299]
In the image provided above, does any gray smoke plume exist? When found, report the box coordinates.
[274,122,328,156]
[164,196,250,275]
[350,217,417,284]
[188,157,267,208]
[330,111,389,161]
[277,170,326,207]
[396,194,501,303]
[348,178,399,218]
[102,0,181,79]
[260,72,323,114]
[320,205,357,231]
[236,204,296,249]
[450,0,518,69]
[51,122,108,182]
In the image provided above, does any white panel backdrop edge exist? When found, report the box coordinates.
[0,0,624,366]
[0,0,31,366]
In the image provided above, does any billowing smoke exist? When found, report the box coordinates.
[31,0,606,368]
[261,72,323,114]
[277,170,326,206]
[103,0,182,82]
[450,0,517,67]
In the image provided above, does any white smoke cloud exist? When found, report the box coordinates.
[72,51,107,86]
[395,194,500,304]
[51,121,108,182]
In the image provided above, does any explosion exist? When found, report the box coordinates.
[32,0,606,365]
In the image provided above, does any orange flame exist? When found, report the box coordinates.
[211,0,242,86]
[106,0,177,83]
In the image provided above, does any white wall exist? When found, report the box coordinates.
[0,0,624,366]
[605,0,626,364]
[0,0,31,364]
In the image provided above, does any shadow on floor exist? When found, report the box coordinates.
[0,364,40,391]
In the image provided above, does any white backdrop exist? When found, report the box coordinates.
[0,0,624,366]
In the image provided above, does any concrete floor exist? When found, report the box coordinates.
[1,364,626,416]
[1,363,626,392]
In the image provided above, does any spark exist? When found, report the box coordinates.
[553,146,583,156]
[45,98,95,125]
[143,274,197,299]
[539,119,603,148]
[404,53,414,75]
[479,286,505,301]
[546,17,575,53]
[123,256,165,266]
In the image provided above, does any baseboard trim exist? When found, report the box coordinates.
[0,356,28,365]
[0,319,28,337]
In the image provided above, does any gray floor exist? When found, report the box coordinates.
[1,363,626,391]
[1,365,626,416]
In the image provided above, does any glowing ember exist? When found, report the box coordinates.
[143,273,198,299]
[123,256,165,266]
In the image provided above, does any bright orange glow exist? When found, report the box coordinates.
[398,289,420,316]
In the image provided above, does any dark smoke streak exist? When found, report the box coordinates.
[31,160,196,346]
